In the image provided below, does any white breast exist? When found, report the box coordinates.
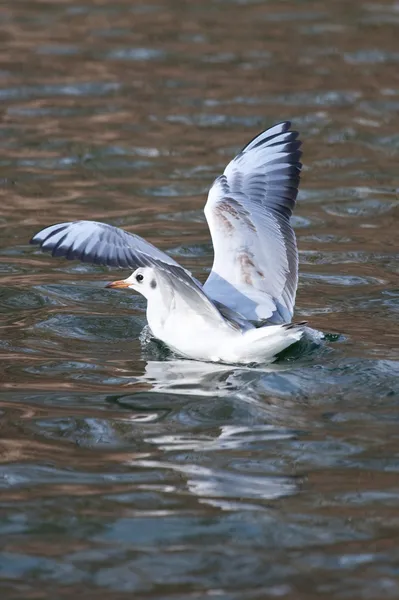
[147,301,236,362]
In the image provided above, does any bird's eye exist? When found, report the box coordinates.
[136,273,144,283]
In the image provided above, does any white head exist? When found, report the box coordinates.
[106,267,159,300]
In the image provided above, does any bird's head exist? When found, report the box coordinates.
[106,267,158,300]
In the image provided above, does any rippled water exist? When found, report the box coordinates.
[1,0,399,598]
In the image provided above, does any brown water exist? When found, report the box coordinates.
[1,0,399,598]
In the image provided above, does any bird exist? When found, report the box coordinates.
[30,121,306,364]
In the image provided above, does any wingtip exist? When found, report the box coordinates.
[274,121,301,140]
[29,222,71,249]
[268,120,292,131]
[30,234,40,246]
[280,120,292,131]
[240,120,300,154]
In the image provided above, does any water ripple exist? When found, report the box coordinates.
[0,82,121,101]
[1,0,399,597]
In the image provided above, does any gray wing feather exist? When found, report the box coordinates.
[30,221,181,269]
[203,121,301,323]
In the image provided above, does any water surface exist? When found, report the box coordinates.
[1,0,399,598]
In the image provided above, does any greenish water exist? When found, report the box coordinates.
[0,0,398,598]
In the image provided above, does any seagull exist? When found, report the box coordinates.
[31,121,306,364]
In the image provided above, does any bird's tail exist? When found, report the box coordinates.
[236,321,306,363]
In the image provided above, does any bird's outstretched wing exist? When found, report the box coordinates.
[203,121,302,323]
[30,220,244,330]
[30,220,180,269]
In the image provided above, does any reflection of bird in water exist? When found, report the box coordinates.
[127,360,300,508]
[139,358,298,396]
[131,357,317,427]
[31,121,314,364]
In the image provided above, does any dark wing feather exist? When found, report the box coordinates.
[30,221,181,269]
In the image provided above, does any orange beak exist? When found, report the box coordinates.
[105,279,130,289]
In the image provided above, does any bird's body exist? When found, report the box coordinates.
[158,318,303,365]
[153,315,302,365]
[145,274,302,363]
[30,121,309,364]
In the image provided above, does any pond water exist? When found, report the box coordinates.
[1,0,399,598]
